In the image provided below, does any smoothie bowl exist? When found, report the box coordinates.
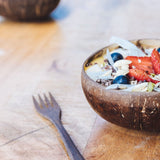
[81,37,160,132]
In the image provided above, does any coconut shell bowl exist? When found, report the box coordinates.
[0,0,60,21]
[81,39,160,132]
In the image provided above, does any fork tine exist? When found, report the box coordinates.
[49,92,60,108]
[44,93,52,107]
[38,94,46,108]
[32,96,42,113]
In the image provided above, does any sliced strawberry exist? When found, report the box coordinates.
[128,69,159,84]
[151,48,160,74]
[125,56,154,74]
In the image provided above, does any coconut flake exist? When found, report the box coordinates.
[106,49,117,71]
[154,82,160,92]
[106,84,134,90]
[131,82,148,92]
[106,84,127,90]
[101,70,112,77]
[121,65,129,71]
[86,64,113,81]
[113,59,132,67]
[155,82,160,88]
[110,36,145,57]
[144,48,154,56]
[150,74,160,81]
[114,70,129,77]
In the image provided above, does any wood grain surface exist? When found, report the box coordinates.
[0,0,160,160]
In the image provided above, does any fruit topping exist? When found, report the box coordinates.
[112,75,129,84]
[128,69,159,84]
[86,37,160,92]
[157,48,160,53]
[111,52,123,63]
[151,48,160,74]
[125,56,154,74]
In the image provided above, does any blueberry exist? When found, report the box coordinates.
[111,52,123,63]
[157,48,160,52]
[112,75,129,84]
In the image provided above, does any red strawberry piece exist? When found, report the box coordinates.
[125,56,154,74]
[151,48,160,74]
[128,69,159,84]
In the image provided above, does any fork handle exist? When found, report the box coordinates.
[52,120,85,160]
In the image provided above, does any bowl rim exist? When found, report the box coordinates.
[82,38,160,95]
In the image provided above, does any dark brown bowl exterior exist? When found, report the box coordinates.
[0,0,60,20]
[81,39,160,132]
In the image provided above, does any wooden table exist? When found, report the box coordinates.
[0,0,160,159]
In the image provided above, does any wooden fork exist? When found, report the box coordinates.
[32,93,85,160]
